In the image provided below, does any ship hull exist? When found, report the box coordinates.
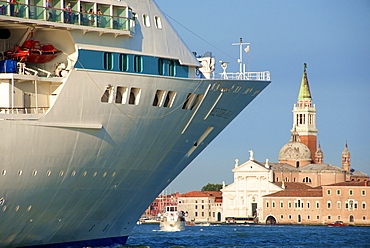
[0,0,270,246]
[0,69,269,247]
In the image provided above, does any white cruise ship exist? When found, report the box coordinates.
[0,0,270,247]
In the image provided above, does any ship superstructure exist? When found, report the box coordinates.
[0,0,270,247]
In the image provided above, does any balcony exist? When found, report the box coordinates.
[0,0,135,37]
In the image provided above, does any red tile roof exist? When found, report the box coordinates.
[179,191,222,198]
[323,181,370,187]
[274,182,314,189]
[264,189,322,198]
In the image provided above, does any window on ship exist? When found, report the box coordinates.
[119,54,129,71]
[101,85,114,103]
[104,52,113,70]
[129,87,141,105]
[182,93,196,110]
[163,91,176,108]
[134,56,142,73]
[153,90,166,107]
[116,86,128,104]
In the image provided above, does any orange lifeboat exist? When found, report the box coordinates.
[6,32,61,63]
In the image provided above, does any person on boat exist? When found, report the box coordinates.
[45,0,53,21]
[88,9,94,26]
[0,5,5,15]
[64,2,72,23]
[10,0,19,17]
[97,9,102,26]
[80,6,87,26]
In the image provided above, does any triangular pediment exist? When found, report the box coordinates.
[232,160,270,173]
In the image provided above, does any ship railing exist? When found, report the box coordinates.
[0,1,135,33]
[0,107,48,115]
[219,71,270,81]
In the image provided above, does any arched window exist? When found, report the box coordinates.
[349,215,354,222]
[303,177,312,183]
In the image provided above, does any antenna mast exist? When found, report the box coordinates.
[232,38,250,79]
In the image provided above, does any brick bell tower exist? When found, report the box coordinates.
[291,63,318,162]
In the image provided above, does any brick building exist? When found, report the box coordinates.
[177,191,222,223]
[263,181,370,225]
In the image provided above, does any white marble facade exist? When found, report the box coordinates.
[222,156,282,222]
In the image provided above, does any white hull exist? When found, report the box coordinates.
[0,0,270,247]
[160,221,186,232]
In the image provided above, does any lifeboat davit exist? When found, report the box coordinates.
[6,33,61,63]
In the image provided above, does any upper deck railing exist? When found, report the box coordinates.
[219,71,270,81]
[0,0,135,33]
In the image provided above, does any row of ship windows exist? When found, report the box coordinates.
[142,14,162,29]
[278,214,366,221]
[266,200,366,210]
[1,169,116,178]
[0,203,32,213]
[103,53,177,76]
[100,85,205,110]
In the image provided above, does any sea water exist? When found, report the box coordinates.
[122,224,370,247]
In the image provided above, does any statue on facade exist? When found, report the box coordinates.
[248,150,254,160]
[234,158,239,168]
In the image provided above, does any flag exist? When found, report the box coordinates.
[244,45,250,53]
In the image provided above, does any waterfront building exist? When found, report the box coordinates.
[178,191,222,223]
[222,156,282,223]
[222,64,368,224]
[262,181,370,225]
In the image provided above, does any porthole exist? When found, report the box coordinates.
[15,205,20,211]
[103,52,113,70]
[18,170,22,176]
[93,172,98,177]
[1,170,6,176]
[83,171,88,177]
[32,170,37,176]
[154,16,162,29]
[143,14,150,27]
[27,205,32,211]
[46,170,52,176]
[112,172,116,177]
[102,172,107,177]
[2,206,7,211]
[158,58,164,75]
[71,170,76,176]
[134,56,142,73]
[59,171,64,177]
[119,54,128,71]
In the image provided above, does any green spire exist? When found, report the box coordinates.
[297,63,312,100]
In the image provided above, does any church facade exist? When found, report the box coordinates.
[222,64,368,224]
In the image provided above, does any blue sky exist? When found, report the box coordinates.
[155,0,370,193]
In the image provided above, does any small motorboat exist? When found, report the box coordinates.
[328,221,348,227]
[159,206,185,232]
